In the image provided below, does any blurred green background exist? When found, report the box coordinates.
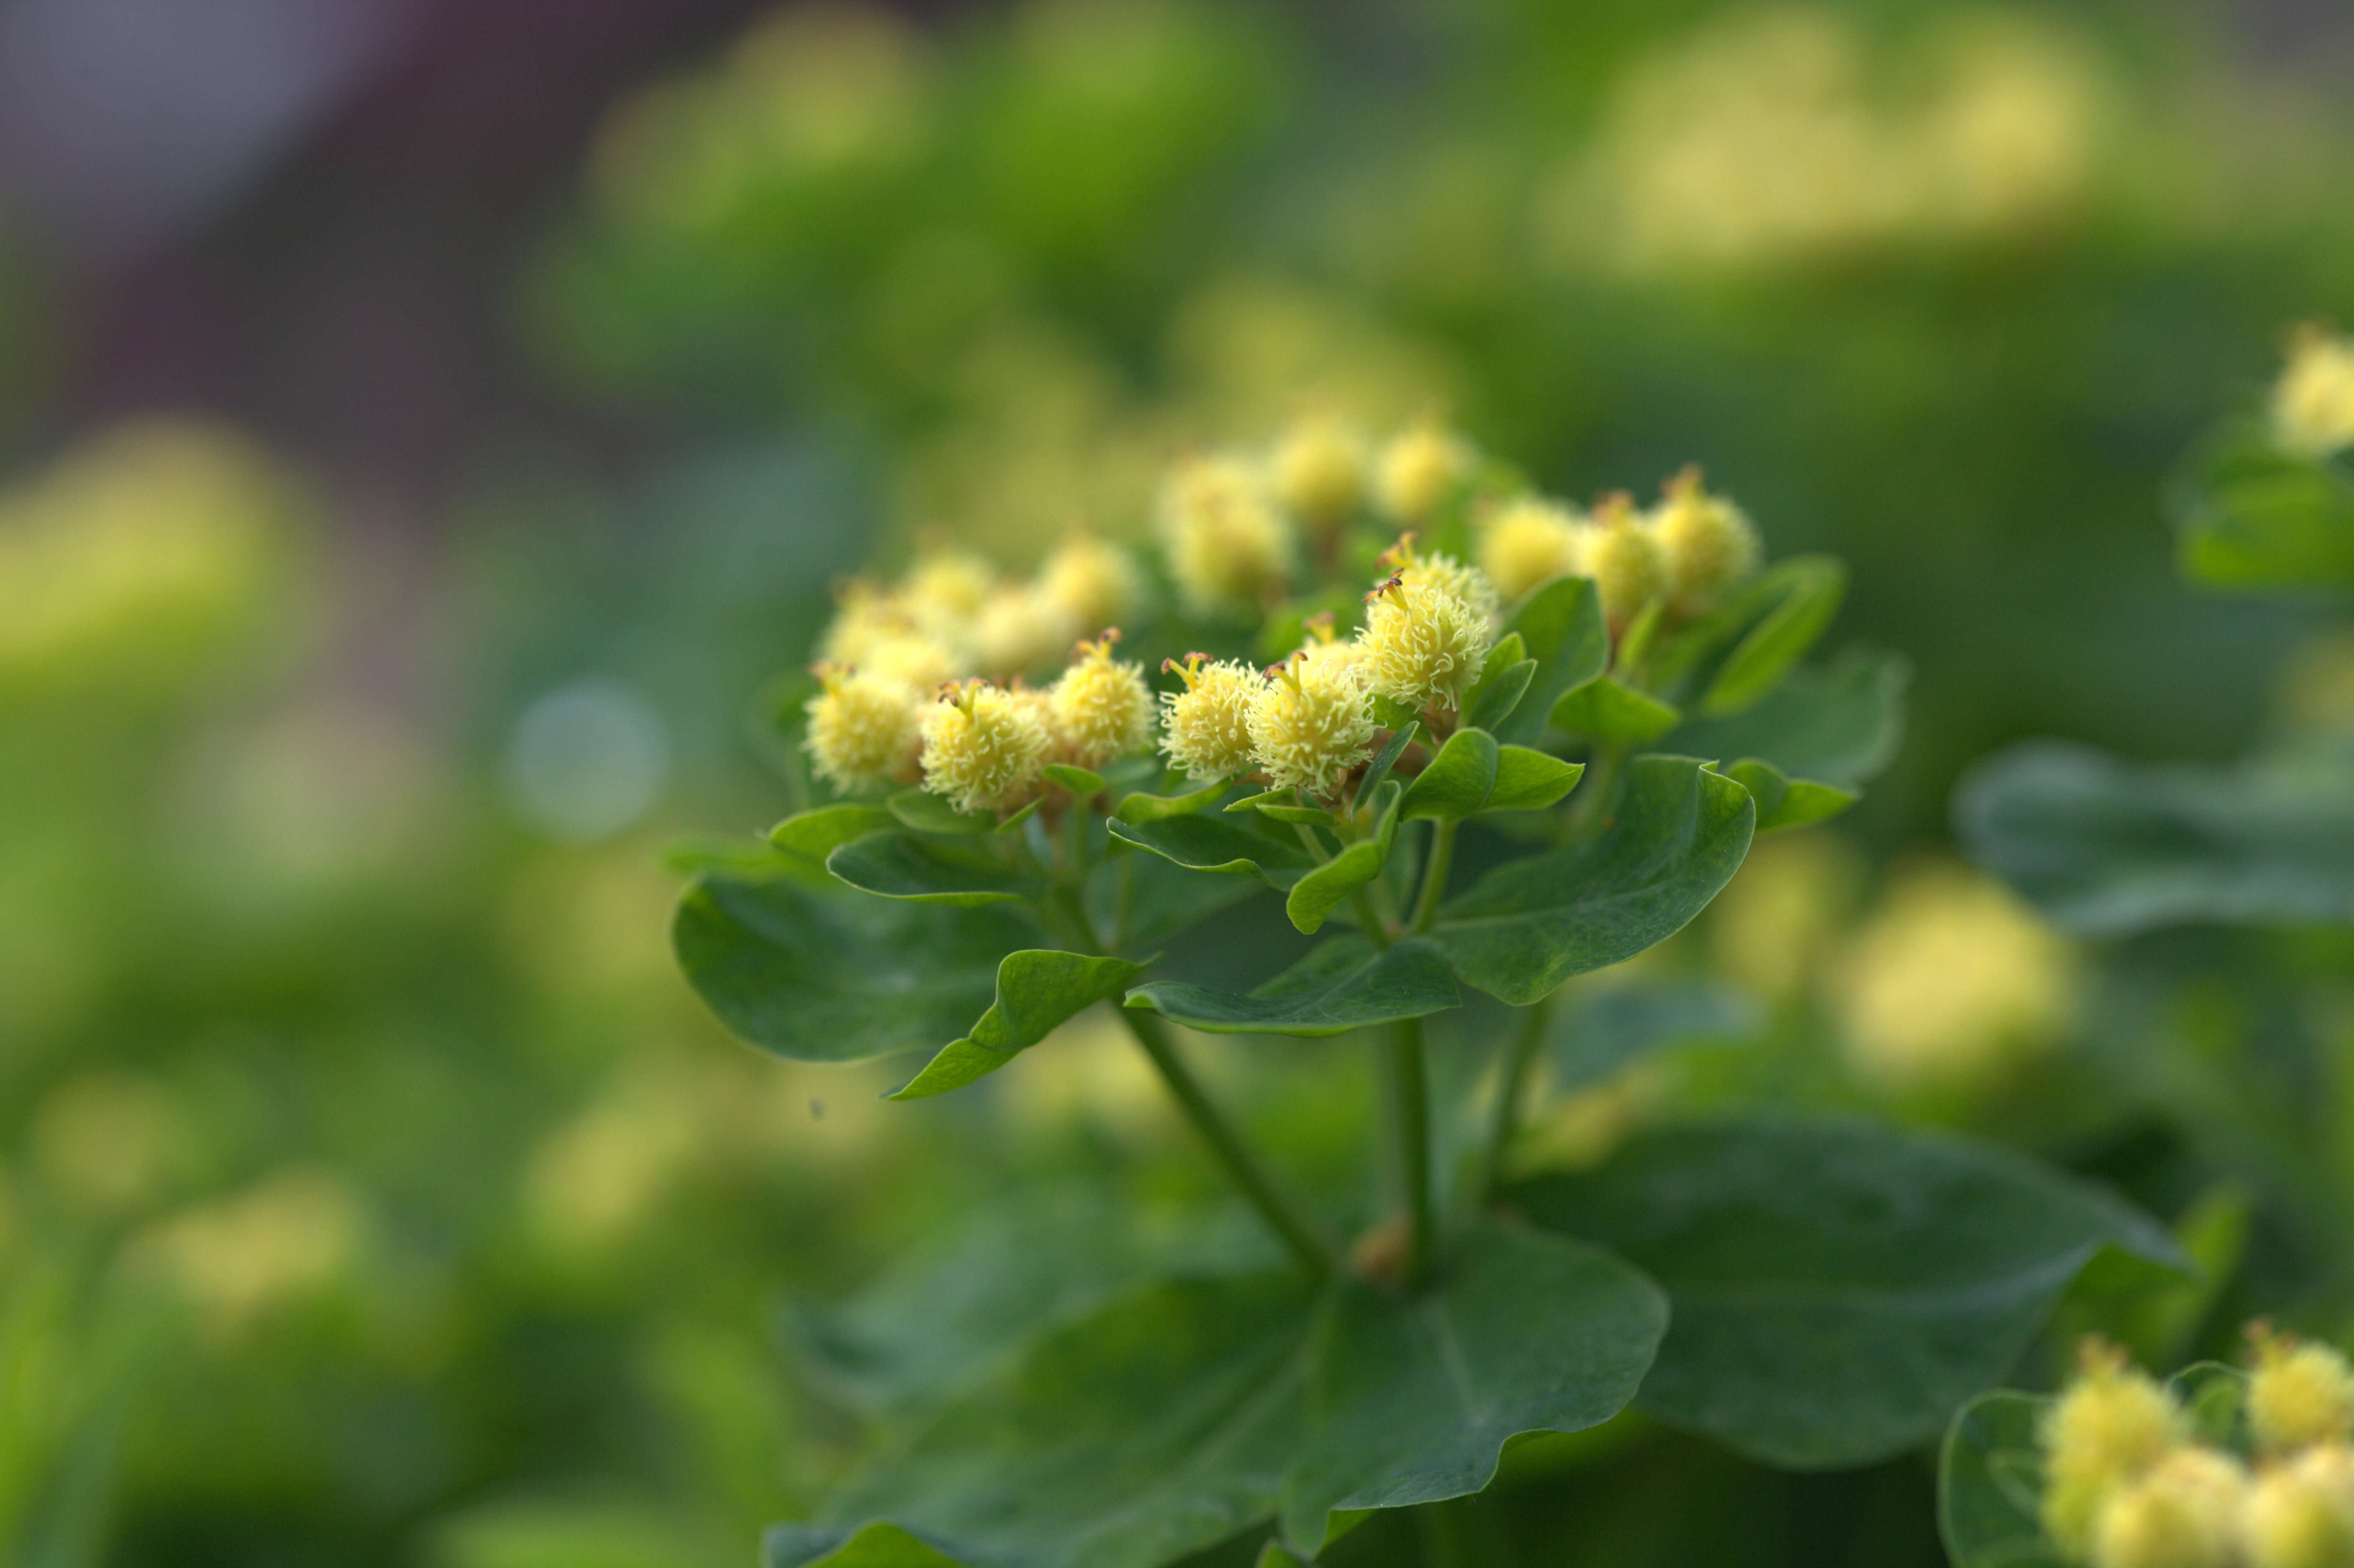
[2,1,2350,1564]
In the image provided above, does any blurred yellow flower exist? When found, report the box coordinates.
[1479,495,1587,605]
[130,1170,366,1339]
[2273,325,2354,458]
[1157,452,1292,614]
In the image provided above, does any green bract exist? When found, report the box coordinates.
[661,418,2163,1568]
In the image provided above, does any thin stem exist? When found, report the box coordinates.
[1562,745,1625,845]
[1121,1009,1335,1278]
[1352,888,1394,949]
[1481,991,1556,1200]
[1415,1498,1490,1568]
[1388,1015,1435,1290]
[1292,822,1332,864]
[1409,819,1457,935]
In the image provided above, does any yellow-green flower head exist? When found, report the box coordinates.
[2244,1443,2354,1568]
[1392,536,1501,626]
[859,633,963,695]
[1480,494,1588,604]
[919,680,1048,813]
[1157,452,1293,615]
[1376,417,1474,525]
[2252,1327,2354,1456]
[1585,493,1668,632]
[1293,612,1368,685]
[804,664,924,790]
[2089,1446,2245,1568]
[1159,653,1263,781]
[1650,465,1762,615]
[819,579,920,666]
[971,584,1080,678]
[1360,538,1496,712]
[1271,411,1370,530]
[1247,650,1377,800]
[1037,532,1141,635]
[1047,631,1154,768]
[2040,1339,2186,1559]
[902,546,999,627]
[2273,325,2354,458]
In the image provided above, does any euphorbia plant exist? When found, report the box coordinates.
[676,414,2172,1567]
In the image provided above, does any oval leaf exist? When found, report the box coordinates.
[1697,556,1848,716]
[1400,728,1499,823]
[1549,677,1681,748]
[887,788,998,834]
[1722,758,1856,833]
[1429,757,1754,1005]
[773,805,900,866]
[1493,576,1608,746]
[889,951,1150,1100]
[2171,423,2354,590]
[1462,656,1536,735]
[1107,812,1322,887]
[1126,934,1459,1037]
[1042,764,1106,797]
[827,833,1039,906]
[1286,781,1403,934]
[674,872,1029,1062]
[1507,1115,2184,1469]
[1114,780,1231,823]
[1483,746,1583,815]
[1352,720,1420,813]
[1665,648,1908,790]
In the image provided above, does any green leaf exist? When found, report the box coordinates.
[1508,1115,2183,1469]
[887,789,997,835]
[1549,677,1681,748]
[1664,648,1908,789]
[1721,758,1856,833]
[1106,812,1321,888]
[1462,656,1536,735]
[768,1525,973,1568]
[810,1219,1665,1566]
[1370,694,1420,731]
[994,798,1042,835]
[1955,740,2354,934]
[1223,790,1286,813]
[1113,780,1230,823]
[1256,802,1337,826]
[674,872,1029,1062]
[1042,764,1106,797]
[1353,720,1421,813]
[1285,782,1403,934]
[1126,933,1458,1037]
[1482,747,1582,814]
[1088,849,1260,954]
[826,833,1040,906]
[1937,1391,2063,1568]
[2171,423,2354,590]
[1400,728,1499,822]
[1551,979,1760,1090]
[1429,757,1754,1005]
[887,952,1149,1100]
[1696,556,1848,716]
[773,806,900,867]
[1493,577,1608,747]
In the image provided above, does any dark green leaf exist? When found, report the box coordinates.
[1665,649,1908,789]
[811,1220,1664,1566]
[1256,802,1338,826]
[1463,656,1536,735]
[1697,556,1847,716]
[1493,577,1608,747]
[674,872,1028,1062]
[888,789,997,835]
[1126,933,1457,1037]
[1482,747,1582,815]
[888,951,1149,1100]
[1107,812,1321,888]
[2171,424,2354,590]
[1286,782,1403,934]
[1721,759,1856,833]
[1937,1391,2062,1568]
[995,798,1042,835]
[1509,1115,2182,1468]
[1400,728,1499,822]
[1955,740,2354,934]
[1552,979,1761,1090]
[827,833,1040,907]
[1042,764,1106,797]
[1113,780,1231,823]
[768,1525,973,1568]
[1429,757,1754,1005]
[1354,721,1421,813]
[1224,790,1286,813]
[1088,849,1261,955]
[773,806,900,866]
[1370,694,1420,731]
[1550,677,1681,748]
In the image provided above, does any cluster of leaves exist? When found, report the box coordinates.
[671,416,2196,1568]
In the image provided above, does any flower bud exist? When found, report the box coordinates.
[1159,654,1263,781]
[805,665,924,790]
[1584,494,1667,632]
[919,681,1048,813]
[1247,651,1377,800]
[1293,613,1367,685]
[903,546,999,630]
[1271,412,1370,531]
[1047,632,1154,769]
[1375,418,1473,526]
[819,579,918,666]
[2040,1341,2186,1559]
[1650,466,1761,615]
[859,633,962,695]
[1359,545,1495,714]
[2244,1444,2354,1568]
[971,585,1080,678]
[2089,1446,2245,1568]
[1480,495,1587,604]
[2252,1326,2354,1456]
[1158,453,1292,615]
[1037,532,1140,635]
[2273,325,2354,458]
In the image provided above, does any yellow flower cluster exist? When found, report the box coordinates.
[2273,326,2354,459]
[802,534,1141,789]
[1361,538,1496,710]
[1159,654,1261,782]
[920,681,1049,814]
[2039,1333,2354,1568]
[1246,651,1377,799]
[1474,468,1760,627]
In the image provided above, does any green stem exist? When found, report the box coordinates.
[1352,888,1394,949]
[1563,745,1626,844]
[1120,1009,1335,1278]
[1409,819,1457,935]
[1388,1015,1435,1290]
[1292,822,1332,864]
[1482,991,1556,1200]
[1415,1497,1488,1568]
